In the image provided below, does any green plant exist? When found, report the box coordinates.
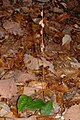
[17,94,53,115]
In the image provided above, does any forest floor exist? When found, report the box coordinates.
[0,0,80,120]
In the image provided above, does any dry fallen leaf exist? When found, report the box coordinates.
[3,20,24,36]
[23,81,47,96]
[53,7,63,13]
[0,102,10,117]
[62,34,72,46]
[15,70,37,83]
[13,13,24,23]
[24,54,55,73]
[0,79,17,98]
[5,115,36,120]
[23,87,37,96]
[63,104,80,120]
[28,81,47,89]
[57,13,69,22]
[37,115,55,120]
[49,83,68,93]
[0,27,5,39]
[4,115,37,120]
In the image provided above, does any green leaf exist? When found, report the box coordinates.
[28,98,45,110]
[17,95,53,115]
[17,95,32,112]
[40,100,53,115]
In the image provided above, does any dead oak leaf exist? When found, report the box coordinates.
[63,104,80,120]
[3,20,24,36]
[0,102,10,117]
[23,81,47,96]
[14,70,37,83]
[24,54,55,73]
[49,83,68,93]
[0,79,17,98]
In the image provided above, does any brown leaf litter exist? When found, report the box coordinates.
[0,0,80,120]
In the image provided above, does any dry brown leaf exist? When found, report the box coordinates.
[49,83,68,93]
[15,70,37,83]
[28,81,47,89]
[62,34,72,46]
[0,79,17,98]
[0,56,14,69]
[3,20,24,36]
[54,68,79,78]
[63,87,77,101]
[62,34,72,50]
[24,54,55,73]
[3,0,10,6]
[56,92,64,113]
[6,57,14,69]
[37,115,55,120]
[16,49,24,63]
[0,58,5,67]
[15,49,24,68]
[53,7,64,13]
[5,115,36,120]
[57,13,69,22]
[23,81,47,96]
[0,8,10,18]
[64,96,80,108]
[0,27,5,39]
[63,104,80,120]
[4,111,16,118]
[13,13,24,23]
[70,61,80,68]
[0,102,10,117]
[23,87,37,96]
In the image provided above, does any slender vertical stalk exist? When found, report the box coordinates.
[39,5,45,100]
